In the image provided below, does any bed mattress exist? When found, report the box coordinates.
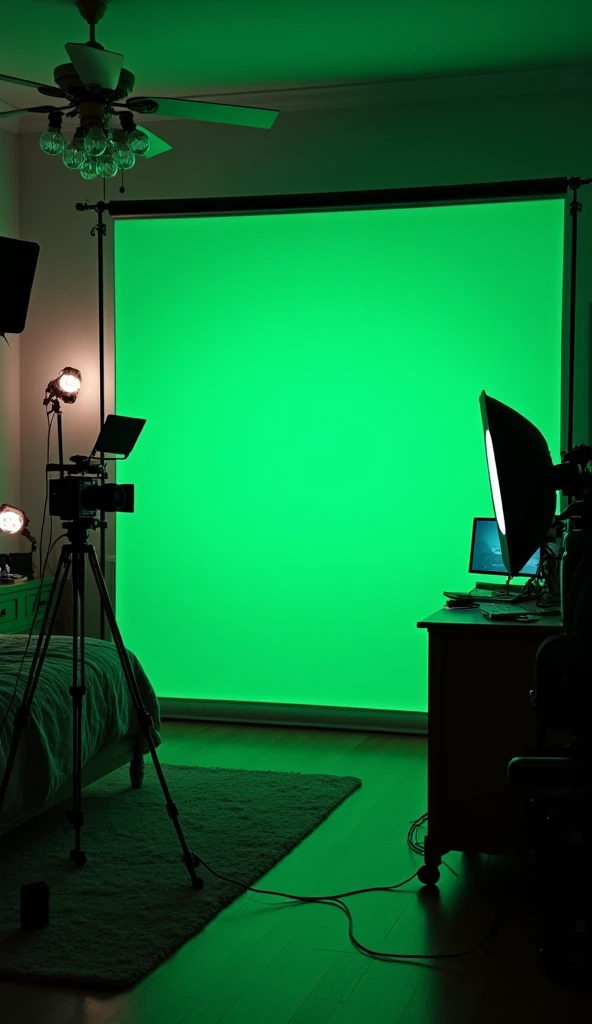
[0,634,161,827]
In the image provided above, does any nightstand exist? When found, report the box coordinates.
[0,578,61,635]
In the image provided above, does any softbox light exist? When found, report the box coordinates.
[0,236,40,339]
[479,391,557,577]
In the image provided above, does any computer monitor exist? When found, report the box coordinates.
[469,517,540,578]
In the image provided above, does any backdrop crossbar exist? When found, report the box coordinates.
[107,177,571,221]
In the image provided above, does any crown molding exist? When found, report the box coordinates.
[190,61,592,113]
[3,60,591,135]
[0,99,20,133]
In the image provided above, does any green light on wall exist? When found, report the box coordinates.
[115,199,564,712]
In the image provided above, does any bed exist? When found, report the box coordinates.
[0,633,161,836]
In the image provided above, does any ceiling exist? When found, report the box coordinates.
[1,0,592,121]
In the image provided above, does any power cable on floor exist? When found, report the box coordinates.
[192,812,501,963]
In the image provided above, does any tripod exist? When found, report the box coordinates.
[0,517,203,889]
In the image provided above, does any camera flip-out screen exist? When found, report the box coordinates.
[92,415,146,459]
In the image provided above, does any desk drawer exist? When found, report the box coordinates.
[25,592,48,619]
[0,595,18,627]
[0,580,60,635]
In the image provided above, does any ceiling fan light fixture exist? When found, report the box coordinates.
[40,128,66,156]
[4,0,278,183]
[84,122,108,156]
[80,154,99,180]
[97,152,118,178]
[111,128,135,169]
[125,127,150,155]
[113,144,135,170]
[62,130,86,169]
[39,108,65,156]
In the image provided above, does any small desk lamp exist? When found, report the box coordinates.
[0,505,37,549]
[0,505,37,579]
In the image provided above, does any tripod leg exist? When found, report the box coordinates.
[0,550,71,819]
[67,548,87,866]
[26,550,72,699]
[87,546,203,890]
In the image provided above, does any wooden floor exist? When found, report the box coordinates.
[1,721,591,1024]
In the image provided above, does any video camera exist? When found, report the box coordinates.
[49,470,134,520]
[48,415,145,522]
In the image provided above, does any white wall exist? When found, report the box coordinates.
[17,68,592,631]
[0,128,21,553]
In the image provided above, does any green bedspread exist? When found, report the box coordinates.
[0,634,161,827]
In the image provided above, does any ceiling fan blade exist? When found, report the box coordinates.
[0,72,57,91]
[135,124,172,160]
[0,105,59,119]
[65,42,123,91]
[126,96,278,130]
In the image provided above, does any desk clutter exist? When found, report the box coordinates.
[444,593,478,608]
[443,594,543,621]
[480,603,538,621]
[0,551,34,580]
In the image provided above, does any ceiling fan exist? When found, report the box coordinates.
[0,0,279,180]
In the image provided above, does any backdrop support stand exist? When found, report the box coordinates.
[76,199,108,639]
[566,178,584,455]
[81,177,588,642]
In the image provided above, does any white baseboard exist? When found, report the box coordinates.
[158,698,427,734]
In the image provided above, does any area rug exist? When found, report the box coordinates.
[0,764,361,991]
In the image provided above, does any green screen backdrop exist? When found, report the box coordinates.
[114,199,564,711]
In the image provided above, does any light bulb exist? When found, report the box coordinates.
[80,155,99,180]
[84,124,108,156]
[62,135,86,169]
[0,507,24,535]
[126,129,150,155]
[112,142,136,170]
[40,129,65,156]
[46,366,82,404]
[97,153,118,178]
[57,373,81,396]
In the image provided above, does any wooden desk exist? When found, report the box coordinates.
[417,605,563,880]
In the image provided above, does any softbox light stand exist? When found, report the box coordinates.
[566,178,588,453]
